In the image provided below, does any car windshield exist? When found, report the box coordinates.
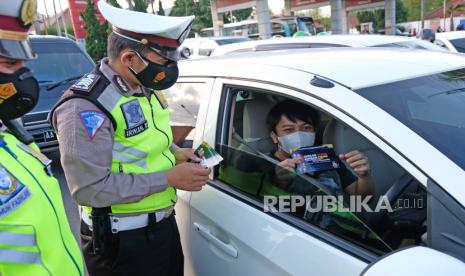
[215,38,251,46]
[355,68,465,170]
[26,40,94,112]
[375,40,448,51]
[450,38,465,53]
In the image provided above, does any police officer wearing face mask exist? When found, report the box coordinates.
[50,2,210,275]
[267,100,375,197]
[0,0,84,275]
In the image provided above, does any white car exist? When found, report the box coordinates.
[210,34,447,56]
[168,48,465,276]
[434,31,465,53]
[181,37,251,59]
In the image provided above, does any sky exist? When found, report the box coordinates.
[38,0,289,16]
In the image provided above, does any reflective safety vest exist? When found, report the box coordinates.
[0,131,83,275]
[52,67,176,215]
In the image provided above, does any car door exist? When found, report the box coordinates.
[164,77,215,275]
[188,78,392,276]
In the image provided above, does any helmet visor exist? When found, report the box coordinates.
[0,39,37,60]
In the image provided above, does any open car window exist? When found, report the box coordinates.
[212,86,429,256]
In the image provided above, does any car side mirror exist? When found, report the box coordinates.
[361,247,465,276]
[180,47,191,59]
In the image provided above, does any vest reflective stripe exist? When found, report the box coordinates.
[0,248,41,264]
[113,142,147,159]
[0,231,35,247]
[112,151,147,169]
[97,86,122,111]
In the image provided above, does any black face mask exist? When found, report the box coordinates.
[129,51,179,91]
[0,67,39,120]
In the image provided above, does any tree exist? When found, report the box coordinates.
[133,0,148,12]
[108,0,121,8]
[158,0,165,16]
[81,0,108,61]
[170,0,212,35]
[449,3,465,31]
[356,0,409,32]
[396,0,409,23]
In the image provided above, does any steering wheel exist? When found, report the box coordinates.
[364,173,414,231]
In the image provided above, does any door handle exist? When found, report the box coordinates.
[193,222,238,258]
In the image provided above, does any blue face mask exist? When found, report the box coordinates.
[129,51,179,90]
[277,131,316,153]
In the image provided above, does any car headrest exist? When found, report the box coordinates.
[242,97,277,153]
[322,119,404,195]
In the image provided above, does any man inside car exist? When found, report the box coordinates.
[266,100,375,197]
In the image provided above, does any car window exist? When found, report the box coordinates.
[213,86,429,256]
[26,40,94,112]
[27,41,94,84]
[164,81,209,146]
[433,39,448,49]
[255,43,347,52]
[198,41,216,56]
[355,67,465,171]
[215,38,251,45]
[449,38,465,53]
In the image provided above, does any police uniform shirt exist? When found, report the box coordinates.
[51,58,170,207]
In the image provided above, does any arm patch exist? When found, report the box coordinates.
[79,110,107,140]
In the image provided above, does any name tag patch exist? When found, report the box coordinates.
[71,73,100,92]
[0,166,31,219]
[121,100,148,138]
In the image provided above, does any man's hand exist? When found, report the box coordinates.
[174,148,201,164]
[274,158,301,188]
[339,150,371,177]
[166,163,210,191]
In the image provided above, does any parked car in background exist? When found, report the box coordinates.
[417,28,435,42]
[171,48,465,275]
[434,31,465,53]
[23,36,95,152]
[180,36,251,59]
[210,34,447,56]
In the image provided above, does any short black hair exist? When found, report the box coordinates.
[107,32,152,61]
[266,100,320,132]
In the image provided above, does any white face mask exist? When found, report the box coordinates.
[277,131,315,153]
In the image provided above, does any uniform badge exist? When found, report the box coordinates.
[113,75,130,93]
[20,0,37,26]
[0,83,17,104]
[154,90,169,108]
[0,166,31,219]
[71,73,100,93]
[79,111,107,140]
[121,100,148,138]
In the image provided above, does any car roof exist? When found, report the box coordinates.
[436,31,465,40]
[180,47,465,89]
[211,35,431,56]
[184,36,248,42]
[29,35,75,43]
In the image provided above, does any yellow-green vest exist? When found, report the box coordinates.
[0,131,83,275]
[81,84,176,215]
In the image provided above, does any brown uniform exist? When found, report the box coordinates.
[51,58,171,207]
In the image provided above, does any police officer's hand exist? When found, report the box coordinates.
[174,148,201,164]
[166,163,210,191]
